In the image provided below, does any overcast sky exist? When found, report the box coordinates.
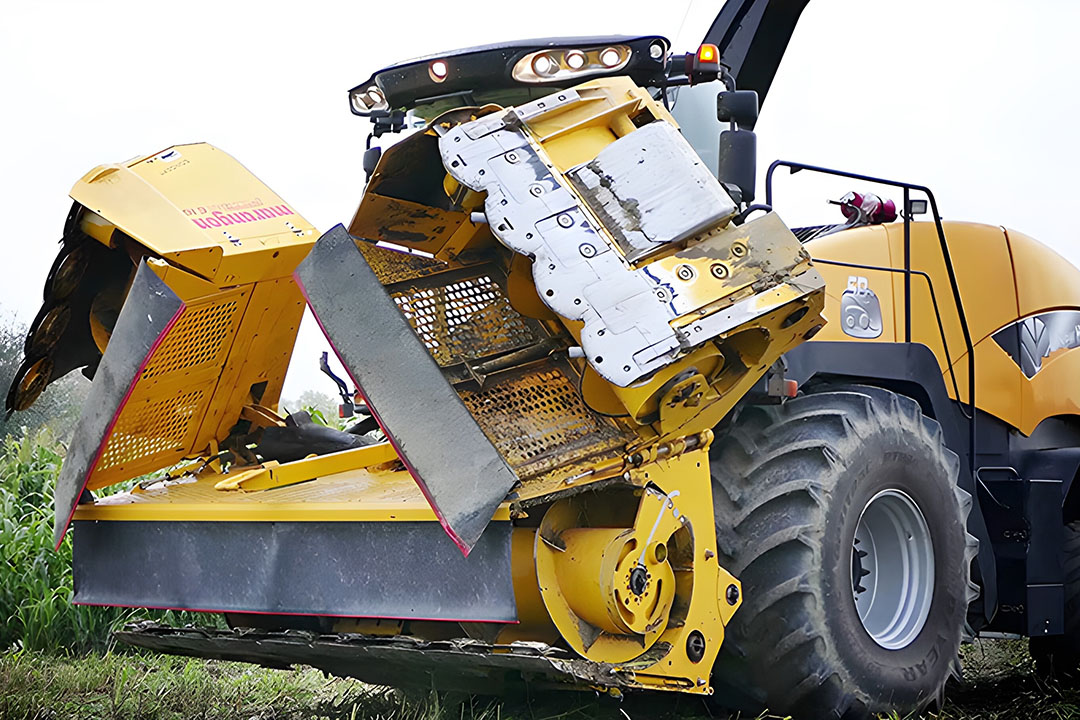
[2,0,1077,401]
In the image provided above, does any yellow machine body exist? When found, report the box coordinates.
[22,77,822,696]
[13,50,1080,701]
[806,221,1080,435]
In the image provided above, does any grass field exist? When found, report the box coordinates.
[1,639,1079,720]
[2,421,1079,718]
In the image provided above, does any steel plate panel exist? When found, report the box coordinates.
[73,520,516,621]
[294,225,519,554]
[53,261,185,546]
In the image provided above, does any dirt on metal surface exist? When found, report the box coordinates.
[115,622,636,696]
[105,630,1079,719]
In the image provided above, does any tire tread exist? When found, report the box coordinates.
[710,386,976,718]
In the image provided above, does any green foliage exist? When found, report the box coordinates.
[305,406,335,428]
[287,390,341,425]
[1,643,1077,720]
[0,430,211,654]
[0,651,387,720]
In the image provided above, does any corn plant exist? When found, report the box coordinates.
[0,430,213,654]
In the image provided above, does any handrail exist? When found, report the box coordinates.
[766,160,978,476]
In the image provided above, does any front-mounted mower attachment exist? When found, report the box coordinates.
[13,73,826,697]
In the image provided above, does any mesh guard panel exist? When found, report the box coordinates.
[97,390,205,471]
[142,301,240,378]
[391,274,541,367]
[86,287,249,490]
[356,240,450,285]
[458,363,626,479]
[357,240,631,483]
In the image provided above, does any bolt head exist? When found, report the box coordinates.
[726,584,740,606]
[557,213,574,228]
[579,243,596,257]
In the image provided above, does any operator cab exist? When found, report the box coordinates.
[349,36,761,207]
[348,35,671,122]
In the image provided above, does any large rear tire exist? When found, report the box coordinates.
[709,386,979,719]
[1029,521,1080,679]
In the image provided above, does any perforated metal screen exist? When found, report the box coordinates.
[356,240,631,482]
[391,275,540,367]
[356,240,449,285]
[97,390,205,472]
[87,288,249,490]
[142,301,240,378]
[458,363,626,479]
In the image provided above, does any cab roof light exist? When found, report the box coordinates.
[350,84,390,114]
[511,45,632,84]
[429,59,449,82]
[533,54,554,75]
[600,47,621,68]
[687,43,721,85]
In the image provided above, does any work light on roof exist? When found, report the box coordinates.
[429,59,449,82]
[600,47,621,68]
[350,85,389,114]
[533,54,554,75]
[512,45,632,84]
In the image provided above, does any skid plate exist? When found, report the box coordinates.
[118,623,634,694]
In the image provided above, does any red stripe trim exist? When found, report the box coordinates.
[74,599,516,624]
[56,302,187,549]
[293,269,474,557]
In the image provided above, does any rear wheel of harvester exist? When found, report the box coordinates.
[709,386,979,719]
[1029,521,1080,679]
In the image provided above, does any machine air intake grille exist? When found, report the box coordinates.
[97,390,204,472]
[142,300,241,378]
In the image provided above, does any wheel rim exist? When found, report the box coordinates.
[851,489,935,650]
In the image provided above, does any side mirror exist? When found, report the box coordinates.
[719,129,757,204]
[717,90,759,131]
[363,146,382,181]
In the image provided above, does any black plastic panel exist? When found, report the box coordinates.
[73,519,516,622]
